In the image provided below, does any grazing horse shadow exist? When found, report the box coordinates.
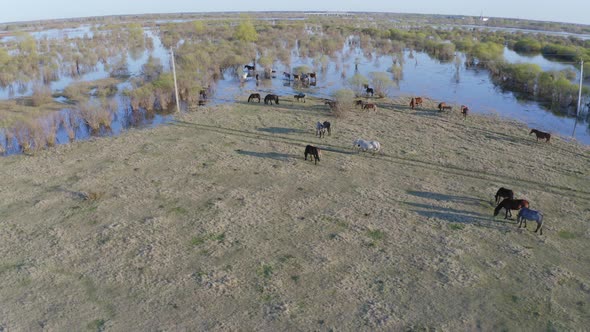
[236,149,297,161]
[256,127,307,135]
[407,191,488,206]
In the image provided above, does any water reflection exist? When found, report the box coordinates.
[1,26,589,152]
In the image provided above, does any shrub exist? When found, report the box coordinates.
[31,84,52,106]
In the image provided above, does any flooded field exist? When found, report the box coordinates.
[1,20,590,156]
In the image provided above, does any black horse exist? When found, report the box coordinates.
[264,94,279,105]
[294,93,306,102]
[494,198,529,219]
[244,64,255,71]
[530,129,551,142]
[248,93,261,103]
[304,145,321,165]
[366,87,374,96]
[495,187,514,204]
[322,121,331,136]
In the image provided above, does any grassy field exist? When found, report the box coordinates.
[1,96,589,331]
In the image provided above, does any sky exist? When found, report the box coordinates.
[0,0,588,26]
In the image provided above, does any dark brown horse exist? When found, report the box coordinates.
[461,105,469,119]
[308,72,317,82]
[530,129,550,142]
[494,198,530,219]
[494,187,514,205]
[294,93,306,102]
[355,99,364,108]
[247,93,261,103]
[264,94,279,105]
[410,97,423,109]
[362,103,377,111]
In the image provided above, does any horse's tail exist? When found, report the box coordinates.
[537,212,544,234]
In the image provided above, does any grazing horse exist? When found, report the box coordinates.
[322,121,331,136]
[410,97,423,109]
[362,103,377,111]
[316,121,326,138]
[517,207,544,235]
[293,74,300,81]
[244,64,255,71]
[283,72,291,80]
[247,93,261,103]
[355,99,364,108]
[304,145,321,165]
[495,187,514,205]
[264,94,279,105]
[461,105,469,119]
[353,138,381,154]
[366,87,374,97]
[438,102,451,111]
[294,93,306,102]
[530,129,551,142]
[325,100,338,110]
[494,198,530,219]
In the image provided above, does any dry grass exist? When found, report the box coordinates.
[0,97,588,330]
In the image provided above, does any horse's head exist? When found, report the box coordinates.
[529,129,536,135]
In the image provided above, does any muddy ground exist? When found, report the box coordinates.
[1,96,589,331]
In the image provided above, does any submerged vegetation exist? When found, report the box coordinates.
[1,12,590,154]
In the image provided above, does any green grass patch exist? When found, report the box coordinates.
[366,229,385,241]
[191,232,226,246]
[257,264,273,279]
[87,318,106,331]
[558,231,576,239]
[449,223,465,230]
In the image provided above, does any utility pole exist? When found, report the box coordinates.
[572,60,584,138]
[171,49,180,113]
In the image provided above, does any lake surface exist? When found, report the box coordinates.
[1,25,589,156]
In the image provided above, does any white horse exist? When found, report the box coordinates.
[316,122,326,138]
[353,138,381,154]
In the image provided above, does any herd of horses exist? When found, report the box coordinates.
[493,187,544,235]
[242,87,549,234]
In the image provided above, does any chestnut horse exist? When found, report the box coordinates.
[247,93,261,103]
[410,97,423,109]
[494,198,530,219]
[530,129,550,142]
[362,103,377,111]
[438,102,451,111]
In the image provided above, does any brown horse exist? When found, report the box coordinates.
[325,100,338,110]
[247,93,261,103]
[530,129,550,142]
[410,97,423,109]
[362,103,377,111]
[355,100,364,108]
[438,102,451,111]
[494,198,530,219]
[461,105,469,119]
[308,72,317,82]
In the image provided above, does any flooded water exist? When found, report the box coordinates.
[1,25,590,156]
[212,41,590,144]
